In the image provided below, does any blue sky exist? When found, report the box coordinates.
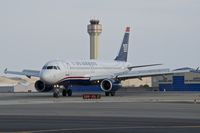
[0,0,199,74]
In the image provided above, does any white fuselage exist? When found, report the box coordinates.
[40,60,131,85]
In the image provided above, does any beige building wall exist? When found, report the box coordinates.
[0,76,18,85]
[121,77,152,87]
[0,76,38,92]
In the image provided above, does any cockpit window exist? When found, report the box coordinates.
[43,66,60,70]
[42,66,47,69]
[54,66,58,70]
[57,66,60,70]
[47,66,54,69]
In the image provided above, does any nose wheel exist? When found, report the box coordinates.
[53,88,60,98]
[53,85,73,98]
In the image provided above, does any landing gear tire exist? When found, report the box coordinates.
[53,88,60,98]
[110,91,115,96]
[62,89,67,96]
[67,89,72,96]
[105,92,115,96]
[53,91,59,98]
[105,92,110,96]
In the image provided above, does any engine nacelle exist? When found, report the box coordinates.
[34,80,54,92]
[100,79,121,92]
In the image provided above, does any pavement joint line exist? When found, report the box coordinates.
[0,99,199,105]
[8,125,200,133]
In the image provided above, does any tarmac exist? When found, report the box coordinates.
[0,91,200,133]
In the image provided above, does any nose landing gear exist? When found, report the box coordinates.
[53,87,60,98]
[53,85,72,98]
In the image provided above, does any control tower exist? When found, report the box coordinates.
[87,19,102,59]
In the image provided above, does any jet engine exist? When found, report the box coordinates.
[100,79,121,92]
[34,80,54,92]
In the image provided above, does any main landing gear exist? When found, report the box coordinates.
[105,91,116,96]
[62,89,72,97]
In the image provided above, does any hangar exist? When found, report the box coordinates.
[152,68,200,91]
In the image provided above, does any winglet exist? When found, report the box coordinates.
[4,68,7,74]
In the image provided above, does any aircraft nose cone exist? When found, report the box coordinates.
[40,71,53,84]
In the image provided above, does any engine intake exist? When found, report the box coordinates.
[35,80,53,92]
[100,79,121,92]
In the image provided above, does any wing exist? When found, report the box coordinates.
[117,68,192,80]
[4,68,40,78]
[90,68,192,81]
[90,75,115,81]
[127,63,162,70]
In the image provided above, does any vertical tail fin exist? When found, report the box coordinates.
[114,27,130,62]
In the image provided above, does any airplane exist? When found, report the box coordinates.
[4,27,191,97]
